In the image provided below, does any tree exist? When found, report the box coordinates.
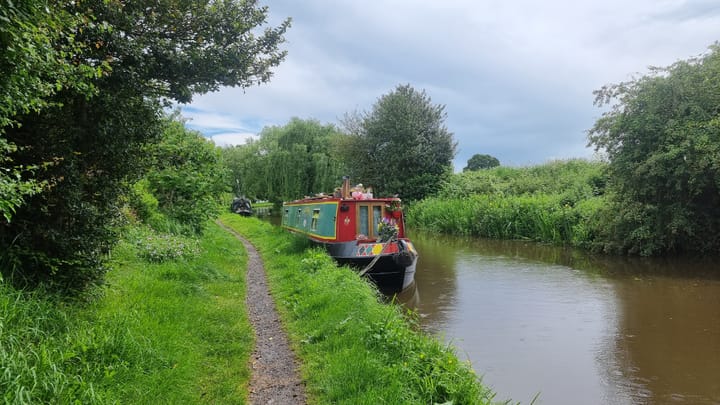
[0,0,102,222]
[223,118,347,202]
[463,154,500,171]
[342,84,457,201]
[142,116,229,233]
[588,43,720,255]
[0,0,290,290]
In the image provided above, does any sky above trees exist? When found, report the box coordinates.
[181,0,720,169]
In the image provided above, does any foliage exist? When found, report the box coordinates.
[377,217,400,242]
[0,139,42,222]
[341,84,457,201]
[127,226,200,263]
[439,159,607,200]
[0,221,252,403]
[0,0,101,222]
[220,215,495,404]
[127,179,163,226]
[143,116,229,234]
[408,159,608,248]
[463,153,500,171]
[0,0,289,291]
[588,43,720,254]
[222,117,347,202]
[0,0,101,128]
[408,193,606,247]
[1,90,164,290]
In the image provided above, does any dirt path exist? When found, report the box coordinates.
[217,221,307,404]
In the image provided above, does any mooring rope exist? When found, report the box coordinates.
[358,236,396,277]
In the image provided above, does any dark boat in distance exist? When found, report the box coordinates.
[231,196,253,217]
[281,178,418,294]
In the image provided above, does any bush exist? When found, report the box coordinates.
[125,226,200,263]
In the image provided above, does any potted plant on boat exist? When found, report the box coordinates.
[377,217,399,243]
[386,200,402,219]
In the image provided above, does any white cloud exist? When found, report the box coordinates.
[183,110,246,131]
[209,132,258,147]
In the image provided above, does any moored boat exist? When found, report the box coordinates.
[231,196,253,217]
[281,178,418,294]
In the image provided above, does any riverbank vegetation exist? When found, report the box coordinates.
[411,44,720,256]
[219,214,496,404]
[1,221,253,403]
[1,0,289,291]
[587,44,720,255]
[407,159,608,249]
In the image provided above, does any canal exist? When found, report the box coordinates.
[406,230,720,405]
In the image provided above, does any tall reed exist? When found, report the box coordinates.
[409,159,608,247]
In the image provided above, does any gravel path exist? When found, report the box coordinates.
[217,221,307,405]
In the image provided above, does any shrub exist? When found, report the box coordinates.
[125,226,200,263]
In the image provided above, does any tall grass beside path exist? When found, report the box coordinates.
[219,214,497,404]
[1,222,253,404]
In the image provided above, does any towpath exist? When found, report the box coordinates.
[217,221,306,404]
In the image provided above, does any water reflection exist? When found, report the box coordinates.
[407,230,720,405]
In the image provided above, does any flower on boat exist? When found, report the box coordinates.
[386,200,401,212]
[386,200,402,218]
[377,217,399,242]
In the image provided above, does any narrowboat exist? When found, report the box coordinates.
[281,178,418,294]
[231,196,253,217]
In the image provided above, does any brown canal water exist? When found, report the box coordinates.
[403,230,720,405]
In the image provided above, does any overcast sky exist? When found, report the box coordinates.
[181,0,720,170]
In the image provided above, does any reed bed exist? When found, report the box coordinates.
[408,159,608,248]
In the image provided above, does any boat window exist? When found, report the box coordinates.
[358,206,369,237]
[357,203,385,238]
[311,209,320,230]
[373,205,382,235]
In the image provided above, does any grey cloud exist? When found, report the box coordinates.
[184,0,720,168]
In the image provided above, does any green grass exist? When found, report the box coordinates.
[0,221,253,404]
[219,214,497,404]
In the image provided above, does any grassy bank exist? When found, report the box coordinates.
[408,159,609,248]
[219,214,496,404]
[1,222,252,404]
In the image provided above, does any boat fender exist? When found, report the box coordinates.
[393,240,415,268]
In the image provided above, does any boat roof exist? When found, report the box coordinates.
[284,195,401,205]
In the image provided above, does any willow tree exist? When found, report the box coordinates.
[588,43,720,255]
[223,118,347,203]
[0,0,290,289]
[341,84,457,201]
